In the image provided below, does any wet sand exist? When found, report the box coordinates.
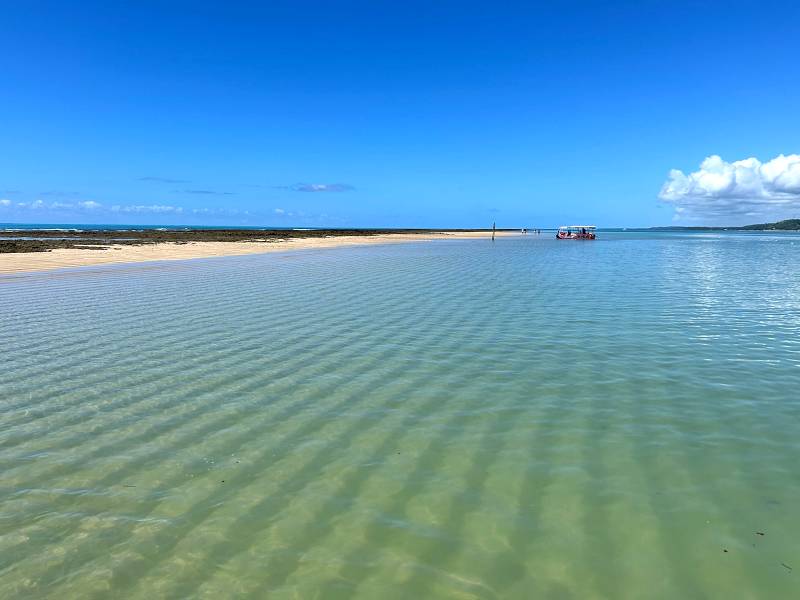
[0,231,517,275]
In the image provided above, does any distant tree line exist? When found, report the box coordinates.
[642,218,800,231]
[739,219,800,230]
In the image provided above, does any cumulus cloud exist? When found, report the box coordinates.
[291,183,354,193]
[660,154,800,220]
[18,200,46,209]
[111,204,184,214]
[0,197,313,222]
[1,198,243,217]
[8,199,103,211]
[190,207,248,216]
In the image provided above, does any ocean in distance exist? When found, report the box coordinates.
[1,231,799,598]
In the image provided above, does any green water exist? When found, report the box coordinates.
[1,233,799,598]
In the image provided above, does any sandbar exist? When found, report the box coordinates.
[0,231,518,275]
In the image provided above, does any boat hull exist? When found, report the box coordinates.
[556,232,596,240]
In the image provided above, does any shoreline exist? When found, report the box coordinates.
[0,231,518,275]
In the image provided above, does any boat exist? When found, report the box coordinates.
[556,225,596,240]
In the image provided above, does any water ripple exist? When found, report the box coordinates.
[1,233,799,598]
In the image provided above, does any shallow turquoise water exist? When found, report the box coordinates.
[1,232,799,598]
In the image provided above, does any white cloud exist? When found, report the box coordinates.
[111,204,184,214]
[4,199,104,211]
[291,183,354,193]
[660,154,800,220]
[17,200,46,209]
[78,200,102,209]
[189,207,244,216]
[0,198,318,222]
[3,198,236,217]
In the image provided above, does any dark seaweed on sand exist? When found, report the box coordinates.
[0,228,502,253]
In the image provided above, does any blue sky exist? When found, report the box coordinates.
[2,1,799,227]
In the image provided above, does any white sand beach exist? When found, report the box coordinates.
[0,231,518,275]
